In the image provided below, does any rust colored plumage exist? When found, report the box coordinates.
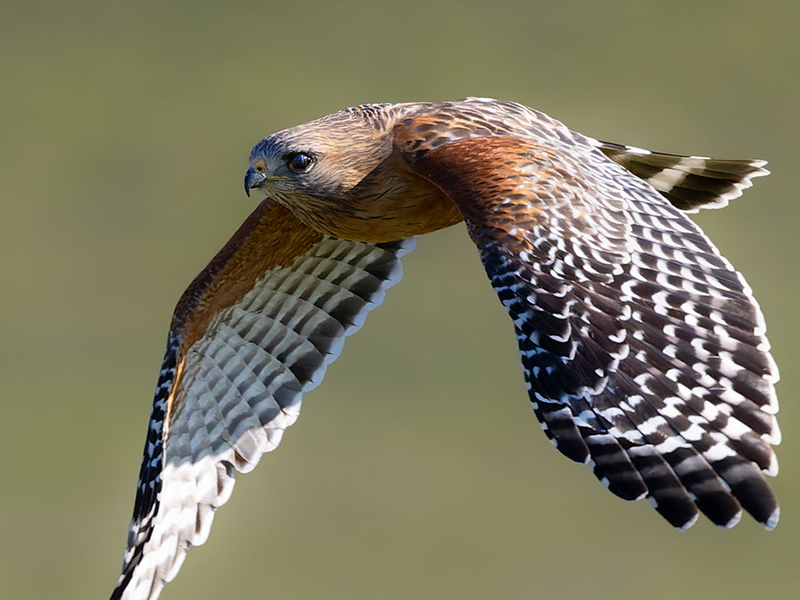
[175,199,324,351]
[111,98,778,600]
[408,136,550,242]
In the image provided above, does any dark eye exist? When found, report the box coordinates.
[286,152,313,173]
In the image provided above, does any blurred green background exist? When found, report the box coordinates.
[2,1,799,598]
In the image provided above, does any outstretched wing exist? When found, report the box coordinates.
[400,124,779,530]
[111,199,414,600]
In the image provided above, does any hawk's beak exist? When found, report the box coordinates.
[244,167,267,197]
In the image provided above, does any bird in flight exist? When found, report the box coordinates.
[110,98,779,600]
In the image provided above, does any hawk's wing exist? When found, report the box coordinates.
[111,199,414,600]
[399,125,780,530]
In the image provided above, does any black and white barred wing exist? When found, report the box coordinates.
[408,134,779,530]
[111,199,414,600]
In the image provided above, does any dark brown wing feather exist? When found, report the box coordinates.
[400,129,779,531]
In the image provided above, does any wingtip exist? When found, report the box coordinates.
[717,510,743,530]
[763,505,780,530]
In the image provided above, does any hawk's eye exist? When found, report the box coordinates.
[286,152,313,173]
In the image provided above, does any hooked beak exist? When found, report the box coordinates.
[244,167,267,197]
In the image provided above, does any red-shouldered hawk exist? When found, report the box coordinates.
[110,98,779,600]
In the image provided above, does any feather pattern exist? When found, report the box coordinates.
[111,200,413,600]
[401,111,778,530]
[112,97,779,600]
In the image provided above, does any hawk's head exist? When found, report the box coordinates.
[245,104,399,202]
[243,103,461,242]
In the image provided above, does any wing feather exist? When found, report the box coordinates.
[400,124,779,530]
[111,199,414,600]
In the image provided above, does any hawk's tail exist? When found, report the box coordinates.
[594,140,768,212]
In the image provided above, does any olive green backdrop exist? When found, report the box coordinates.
[2,1,798,598]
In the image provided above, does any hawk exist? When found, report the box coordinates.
[110,98,779,600]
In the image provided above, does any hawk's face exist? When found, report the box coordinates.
[244,105,462,242]
[245,108,394,203]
